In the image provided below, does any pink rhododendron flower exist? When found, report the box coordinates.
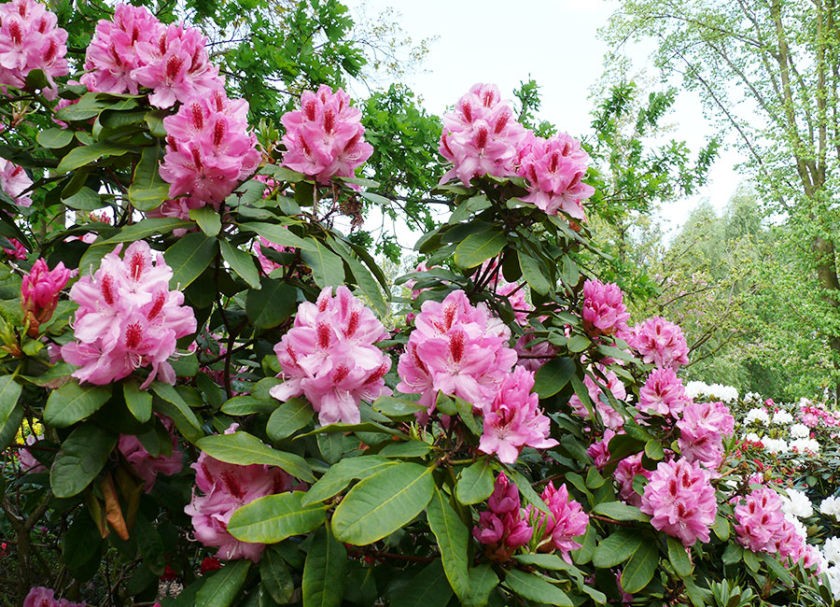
[21,258,75,334]
[81,3,163,95]
[23,586,85,607]
[517,132,594,219]
[158,90,259,211]
[396,289,517,412]
[3,236,27,259]
[676,401,734,471]
[514,331,557,373]
[439,83,527,185]
[581,279,630,338]
[118,415,183,492]
[0,157,33,207]
[473,473,533,561]
[734,487,787,554]
[281,85,373,183]
[614,453,652,507]
[568,366,627,430]
[270,286,391,425]
[254,236,294,274]
[132,22,223,108]
[638,367,690,418]
[0,0,68,98]
[493,276,532,326]
[185,425,292,562]
[629,316,689,369]
[529,482,589,561]
[478,366,557,463]
[640,458,717,547]
[587,428,616,469]
[18,434,45,473]
[60,241,197,388]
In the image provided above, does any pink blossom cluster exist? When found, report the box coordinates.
[638,367,690,419]
[640,458,717,547]
[513,331,556,373]
[615,453,652,507]
[473,473,534,561]
[0,0,68,98]
[270,286,391,425]
[587,428,615,469]
[733,486,818,567]
[185,426,292,561]
[60,241,197,389]
[676,401,735,471]
[478,365,557,464]
[21,258,74,334]
[3,236,27,259]
[118,416,183,492]
[798,401,840,429]
[82,3,223,108]
[568,365,627,430]
[157,90,259,215]
[281,85,373,184]
[517,132,595,219]
[581,279,630,338]
[0,157,33,207]
[23,587,85,607]
[528,481,589,562]
[628,316,689,369]
[438,83,527,186]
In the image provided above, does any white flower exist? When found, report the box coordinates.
[780,488,814,519]
[684,381,708,400]
[762,438,789,454]
[783,512,808,539]
[745,408,770,425]
[825,537,840,566]
[790,437,820,454]
[772,410,794,425]
[821,496,840,520]
[744,392,762,404]
[790,423,810,439]
[826,566,840,600]
[744,432,762,442]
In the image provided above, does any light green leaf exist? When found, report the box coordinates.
[98,219,193,245]
[619,540,658,594]
[219,240,260,288]
[241,222,314,251]
[301,241,345,288]
[370,395,425,417]
[455,459,494,505]
[464,565,499,607]
[164,232,217,289]
[123,381,152,423]
[266,398,314,441]
[505,570,572,607]
[50,424,117,498]
[195,561,250,607]
[196,431,314,482]
[301,456,396,506]
[190,207,222,237]
[667,537,693,578]
[591,501,649,523]
[228,491,326,543]
[37,127,74,149]
[62,187,103,211]
[592,530,644,569]
[220,395,277,416]
[44,381,111,427]
[302,525,346,607]
[378,440,432,458]
[519,252,552,295]
[56,142,130,174]
[453,229,506,269]
[128,145,169,211]
[567,334,591,353]
[426,487,470,601]
[332,462,435,545]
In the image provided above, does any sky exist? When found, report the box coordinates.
[344,0,746,237]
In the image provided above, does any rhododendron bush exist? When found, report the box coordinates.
[0,2,837,607]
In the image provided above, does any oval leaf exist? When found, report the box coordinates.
[455,459,494,506]
[228,491,326,543]
[453,229,506,269]
[44,381,111,427]
[196,431,314,482]
[50,424,117,498]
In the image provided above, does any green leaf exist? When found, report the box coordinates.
[329,237,389,317]
[332,462,435,545]
[533,357,575,398]
[267,398,314,441]
[426,487,470,601]
[505,570,572,607]
[301,456,396,506]
[124,381,152,423]
[56,142,130,174]
[370,395,425,417]
[196,431,314,482]
[667,537,693,578]
[228,491,326,543]
[219,240,260,288]
[302,525,346,607]
[391,560,452,607]
[519,252,552,294]
[99,219,193,244]
[164,232,217,289]
[191,207,222,237]
[455,459,494,505]
[128,145,169,211]
[0,375,22,430]
[453,229,506,269]
[260,547,295,604]
[644,439,665,460]
[242,222,314,251]
[567,334,591,353]
[37,128,74,149]
[378,440,432,458]
[151,382,203,443]
[592,530,644,569]
[464,565,499,607]
[195,560,250,607]
[0,402,23,451]
[50,424,117,498]
[619,540,658,594]
[63,187,103,211]
[712,514,730,541]
[301,241,345,288]
[245,279,298,329]
[591,501,649,523]
[44,381,111,427]
[220,395,277,416]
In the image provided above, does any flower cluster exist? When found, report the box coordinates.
[21,258,74,335]
[270,286,391,425]
[60,241,197,388]
[517,132,595,218]
[185,426,292,561]
[676,401,735,471]
[638,367,690,419]
[478,365,557,464]
[439,83,526,186]
[83,3,223,108]
[23,587,85,607]
[614,453,652,507]
[158,90,259,214]
[397,289,516,411]
[473,473,533,561]
[581,278,630,338]
[0,157,32,207]
[640,458,717,547]
[0,0,67,98]
[281,85,373,184]
[628,316,689,369]
[529,481,589,562]
[684,380,739,404]
[118,415,183,492]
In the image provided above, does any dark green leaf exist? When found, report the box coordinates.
[453,229,506,269]
[151,382,203,443]
[191,207,222,237]
[505,570,572,607]
[50,424,117,498]
[62,187,103,211]
[164,232,217,289]
[592,530,644,569]
[128,145,169,211]
[302,525,346,607]
[242,222,314,251]
[195,561,250,607]
[44,381,111,427]
[591,502,649,523]
[301,241,345,288]
[533,357,575,398]
[267,398,314,441]
[245,279,298,329]
[619,540,658,594]
[391,560,452,607]
[220,240,260,289]
[426,487,470,601]
[260,547,295,604]
[37,128,74,149]
[667,537,693,578]
[519,252,552,295]
[124,381,152,423]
